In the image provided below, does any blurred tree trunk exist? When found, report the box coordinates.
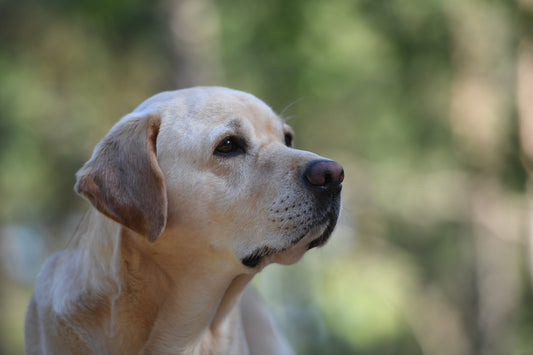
[517,0,533,289]
[162,0,223,88]
[446,2,521,355]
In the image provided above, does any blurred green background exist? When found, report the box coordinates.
[1,0,533,354]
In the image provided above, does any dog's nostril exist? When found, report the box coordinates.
[303,160,344,191]
[323,173,332,186]
[307,172,326,186]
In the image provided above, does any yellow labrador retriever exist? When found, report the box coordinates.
[24,87,343,354]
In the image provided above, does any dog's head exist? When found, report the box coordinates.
[75,87,343,269]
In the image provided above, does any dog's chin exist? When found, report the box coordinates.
[272,226,327,265]
[274,212,337,265]
[241,210,339,268]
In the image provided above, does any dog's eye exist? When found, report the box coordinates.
[284,133,293,147]
[214,136,245,156]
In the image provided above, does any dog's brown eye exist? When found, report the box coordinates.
[284,133,293,147]
[214,136,245,156]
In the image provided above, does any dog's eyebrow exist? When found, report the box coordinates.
[207,118,248,146]
[224,118,243,130]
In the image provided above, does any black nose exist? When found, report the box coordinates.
[303,160,344,192]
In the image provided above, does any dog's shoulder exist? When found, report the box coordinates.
[28,250,97,353]
[34,249,111,318]
[33,250,64,308]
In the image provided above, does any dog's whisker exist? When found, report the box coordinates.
[279,97,304,121]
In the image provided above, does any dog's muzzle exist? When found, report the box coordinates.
[241,159,344,268]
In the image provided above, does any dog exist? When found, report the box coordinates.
[24,87,344,354]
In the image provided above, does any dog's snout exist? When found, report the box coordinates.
[303,160,344,192]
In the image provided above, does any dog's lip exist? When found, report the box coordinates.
[241,217,331,268]
[295,195,340,248]
[281,195,340,247]
[241,196,340,268]
[307,210,338,250]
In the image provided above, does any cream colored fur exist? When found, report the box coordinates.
[24,87,341,354]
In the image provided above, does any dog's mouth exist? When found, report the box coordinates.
[241,199,340,268]
[306,209,339,250]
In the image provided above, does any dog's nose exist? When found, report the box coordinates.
[303,160,344,192]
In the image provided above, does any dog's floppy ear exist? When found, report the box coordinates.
[74,112,167,241]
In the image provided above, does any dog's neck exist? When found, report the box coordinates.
[138,225,255,353]
[68,208,255,353]
[140,268,253,353]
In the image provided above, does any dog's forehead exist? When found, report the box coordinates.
[156,87,284,135]
[205,96,284,137]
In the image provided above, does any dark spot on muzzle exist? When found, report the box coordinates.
[242,246,277,268]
